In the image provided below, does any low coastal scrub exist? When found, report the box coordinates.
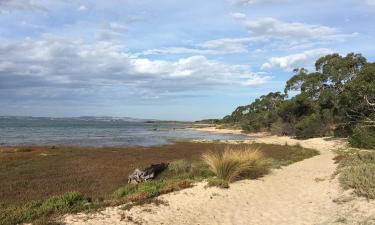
[207,178,229,188]
[336,151,375,199]
[202,146,267,182]
[0,142,318,224]
[349,125,375,149]
[0,192,91,225]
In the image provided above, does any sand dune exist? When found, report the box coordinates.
[63,130,375,225]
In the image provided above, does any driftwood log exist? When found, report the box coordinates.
[128,163,168,184]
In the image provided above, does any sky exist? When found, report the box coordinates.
[0,0,374,121]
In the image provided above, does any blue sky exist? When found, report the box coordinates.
[0,0,374,120]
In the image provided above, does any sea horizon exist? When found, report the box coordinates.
[0,117,246,147]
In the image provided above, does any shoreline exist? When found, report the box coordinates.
[61,132,375,225]
[190,126,348,151]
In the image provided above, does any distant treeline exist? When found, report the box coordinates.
[220,53,375,149]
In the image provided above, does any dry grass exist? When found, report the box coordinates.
[337,151,375,199]
[202,146,266,182]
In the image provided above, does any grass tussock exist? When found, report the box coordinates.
[202,146,268,182]
[337,151,375,199]
[207,178,229,189]
[0,192,91,225]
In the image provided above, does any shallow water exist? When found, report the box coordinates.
[0,117,248,147]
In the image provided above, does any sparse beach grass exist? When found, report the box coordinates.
[0,142,318,225]
[335,151,375,199]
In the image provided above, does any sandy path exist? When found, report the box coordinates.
[63,130,375,225]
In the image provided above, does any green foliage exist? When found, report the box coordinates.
[167,160,191,175]
[113,180,167,199]
[294,114,324,139]
[0,192,89,225]
[349,125,375,149]
[190,162,216,179]
[207,178,229,189]
[337,152,375,199]
[221,53,375,143]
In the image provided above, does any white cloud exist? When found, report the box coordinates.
[230,12,247,20]
[242,74,272,86]
[198,38,251,53]
[137,38,252,56]
[244,17,354,42]
[0,37,271,98]
[78,5,87,11]
[261,48,333,71]
[232,16,357,49]
[367,0,375,5]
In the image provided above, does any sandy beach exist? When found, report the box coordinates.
[62,128,375,225]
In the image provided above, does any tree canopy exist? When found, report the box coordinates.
[220,53,375,148]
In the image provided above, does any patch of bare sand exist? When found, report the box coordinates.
[63,130,375,225]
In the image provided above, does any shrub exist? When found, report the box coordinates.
[270,119,294,136]
[349,125,375,149]
[0,192,89,225]
[339,163,375,199]
[167,160,191,175]
[202,146,265,182]
[207,178,229,189]
[338,152,375,199]
[113,180,167,199]
[338,152,375,169]
[294,114,324,139]
[160,179,192,194]
[190,162,215,179]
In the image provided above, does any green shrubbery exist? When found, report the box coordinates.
[219,53,375,145]
[0,192,90,225]
[337,152,375,199]
[294,114,324,139]
[349,125,375,149]
[207,178,229,189]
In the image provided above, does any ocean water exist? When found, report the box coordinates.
[0,117,247,147]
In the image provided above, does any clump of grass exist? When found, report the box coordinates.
[190,162,215,180]
[113,178,193,202]
[167,160,191,175]
[207,178,229,189]
[202,146,266,182]
[0,192,90,225]
[158,160,215,181]
[160,179,192,194]
[337,151,375,199]
[113,180,167,199]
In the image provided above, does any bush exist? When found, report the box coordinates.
[0,192,89,225]
[339,163,375,199]
[113,180,166,199]
[167,160,191,175]
[160,179,192,194]
[338,152,375,199]
[294,114,324,139]
[190,162,215,179]
[207,178,229,189]
[202,146,266,182]
[349,125,375,149]
[270,119,294,136]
